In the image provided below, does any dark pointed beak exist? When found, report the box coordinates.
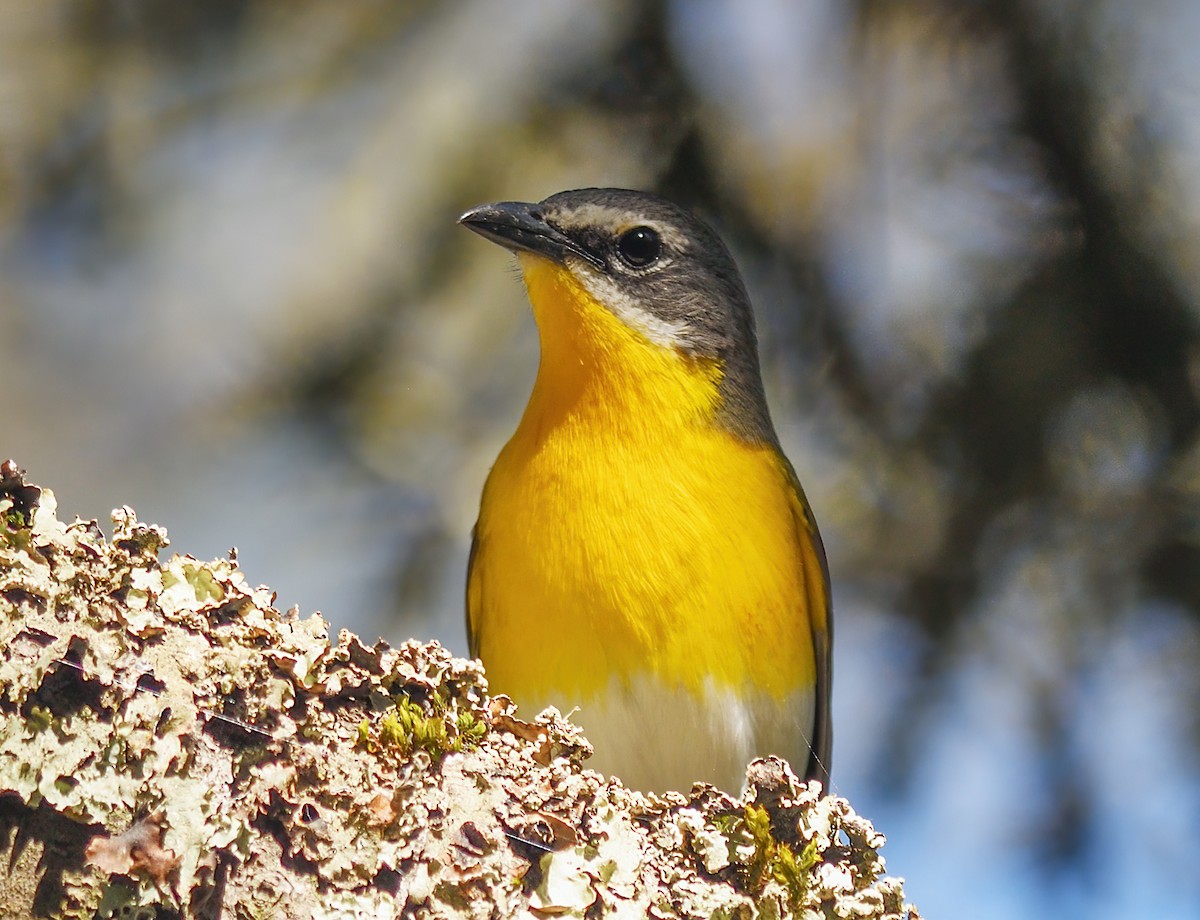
[458,201,604,270]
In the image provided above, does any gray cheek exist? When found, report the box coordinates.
[648,279,729,337]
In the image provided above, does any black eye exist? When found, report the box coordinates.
[615,226,662,267]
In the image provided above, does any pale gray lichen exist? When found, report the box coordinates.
[0,460,921,919]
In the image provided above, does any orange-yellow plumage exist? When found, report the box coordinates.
[469,256,816,701]
[461,189,831,793]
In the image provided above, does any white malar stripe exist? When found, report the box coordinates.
[522,674,816,795]
[574,267,693,350]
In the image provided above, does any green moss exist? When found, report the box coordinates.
[743,804,774,887]
[739,804,816,915]
[454,709,487,748]
[2,506,30,531]
[25,705,54,732]
[357,693,487,759]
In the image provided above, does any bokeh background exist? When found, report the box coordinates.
[4,1,1199,916]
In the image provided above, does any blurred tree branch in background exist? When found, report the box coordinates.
[2,2,1198,916]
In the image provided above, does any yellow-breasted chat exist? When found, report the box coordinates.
[459,188,831,794]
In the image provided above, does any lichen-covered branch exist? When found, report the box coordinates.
[0,461,920,919]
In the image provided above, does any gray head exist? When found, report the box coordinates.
[459,187,778,444]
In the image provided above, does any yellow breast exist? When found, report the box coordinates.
[468,256,816,709]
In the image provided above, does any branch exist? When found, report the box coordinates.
[0,460,919,919]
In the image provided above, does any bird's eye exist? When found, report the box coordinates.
[615,226,662,267]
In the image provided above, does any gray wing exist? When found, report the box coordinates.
[465,524,483,658]
[788,472,833,791]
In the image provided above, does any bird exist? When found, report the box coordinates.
[459,188,831,794]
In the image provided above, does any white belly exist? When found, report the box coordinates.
[527,674,815,794]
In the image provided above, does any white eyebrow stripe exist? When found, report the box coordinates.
[553,202,629,228]
[552,204,691,252]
